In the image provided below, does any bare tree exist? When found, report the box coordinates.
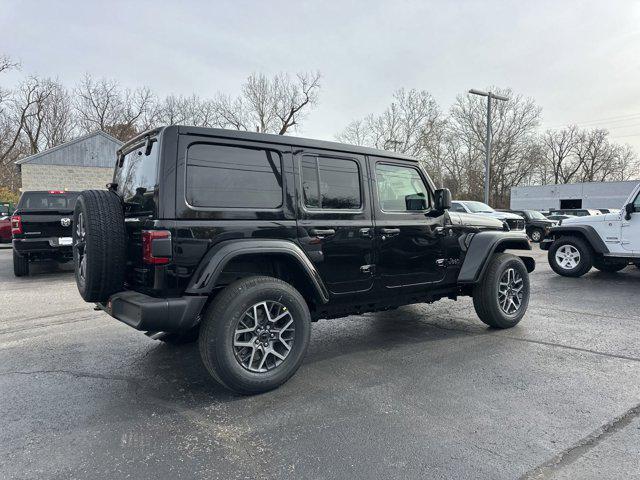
[74,75,155,141]
[540,126,580,183]
[447,88,542,207]
[215,71,321,134]
[155,94,220,128]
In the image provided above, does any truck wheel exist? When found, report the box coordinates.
[13,250,29,277]
[593,258,627,273]
[548,236,593,277]
[529,228,543,242]
[199,276,311,395]
[73,190,126,302]
[473,253,529,329]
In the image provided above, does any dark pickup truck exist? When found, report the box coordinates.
[11,190,80,276]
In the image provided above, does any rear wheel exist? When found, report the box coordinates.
[13,250,29,277]
[548,236,593,277]
[593,258,627,273]
[473,253,530,329]
[199,276,311,395]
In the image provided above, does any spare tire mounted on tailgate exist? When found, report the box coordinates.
[73,190,126,302]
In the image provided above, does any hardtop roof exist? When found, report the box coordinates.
[160,126,419,162]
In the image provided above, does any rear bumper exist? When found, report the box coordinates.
[99,290,207,332]
[13,238,72,256]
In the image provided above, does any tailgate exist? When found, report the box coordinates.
[18,212,74,238]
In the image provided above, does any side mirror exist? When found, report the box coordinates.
[625,202,635,220]
[434,188,452,212]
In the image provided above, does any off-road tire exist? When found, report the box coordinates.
[529,228,543,243]
[593,258,627,273]
[548,236,593,277]
[473,253,529,329]
[199,275,311,395]
[73,190,126,302]
[13,250,29,277]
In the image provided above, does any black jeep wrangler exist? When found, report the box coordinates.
[73,126,534,394]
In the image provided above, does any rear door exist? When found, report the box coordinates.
[368,158,448,289]
[295,150,375,295]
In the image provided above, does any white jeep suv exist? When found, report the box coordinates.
[541,183,640,276]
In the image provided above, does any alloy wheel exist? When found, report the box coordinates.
[74,212,87,284]
[233,300,295,373]
[497,267,524,315]
[555,244,580,270]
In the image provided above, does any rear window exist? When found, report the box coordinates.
[114,139,159,215]
[301,156,361,210]
[17,192,79,211]
[186,143,283,209]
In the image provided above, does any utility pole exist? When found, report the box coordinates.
[468,89,509,205]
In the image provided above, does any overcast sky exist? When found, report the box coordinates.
[2,0,640,151]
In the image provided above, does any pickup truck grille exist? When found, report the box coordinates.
[506,219,525,231]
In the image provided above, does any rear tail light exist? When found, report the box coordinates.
[142,230,171,265]
[11,215,22,235]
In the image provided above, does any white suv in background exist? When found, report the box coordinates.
[541,183,640,276]
[450,200,526,232]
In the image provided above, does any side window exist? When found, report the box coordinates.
[450,203,465,213]
[301,156,361,210]
[186,143,283,209]
[375,163,430,212]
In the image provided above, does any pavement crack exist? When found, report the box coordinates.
[0,369,142,385]
[519,403,640,479]
[421,319,640,363]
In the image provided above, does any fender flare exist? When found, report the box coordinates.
[458,231,533,284]
[547,225,610,254]
[185,239,330,304]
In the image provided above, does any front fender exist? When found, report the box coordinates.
[185,239,330,304]
[547,225,609,254]
[458,231,533,284]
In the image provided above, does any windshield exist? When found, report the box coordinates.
[113,137,159,216]
[17,192,79,211]
[463,201,494,213]
[527,210,546,220]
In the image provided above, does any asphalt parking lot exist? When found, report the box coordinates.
[1,245,639,480]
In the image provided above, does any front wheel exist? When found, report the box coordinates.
[529,228,543,243]
[473,253,530,329]
[548,236,593,277]
[199,276,311,395]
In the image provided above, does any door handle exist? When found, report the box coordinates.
[380,228,400,235]
[359,227,372,238]
[310,228,336,237]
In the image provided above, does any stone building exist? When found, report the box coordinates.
[15,131,123,191]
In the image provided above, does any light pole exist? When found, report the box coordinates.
[468,89,509,205]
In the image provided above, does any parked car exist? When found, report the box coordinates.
[0,215,11,243]
[450,200,526,232]
[11,190,80,276]
[71,126,535,394]
[498,209,557,242]
[548,208,602,217]
[596,208,619,214]
[541,183,640,276]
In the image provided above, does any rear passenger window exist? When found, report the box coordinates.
[375,163,430,212]
[186,144,283,209]
[301,156,361,210]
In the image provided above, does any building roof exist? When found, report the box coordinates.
[15,131,123,167]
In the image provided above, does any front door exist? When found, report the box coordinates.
[296,151,375,295]
[369,158,449,290]
[622,188,640,253]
